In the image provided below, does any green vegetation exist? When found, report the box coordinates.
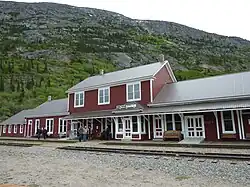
[0,1,250,121]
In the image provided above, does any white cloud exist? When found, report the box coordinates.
[4,0,250,40]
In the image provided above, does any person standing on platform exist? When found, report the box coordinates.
[78,125,84,142]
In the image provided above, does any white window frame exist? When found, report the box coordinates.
[3,125,6,133]
[14,125,17,134]
[35,119,40,134]
[20,125,23,133]
[58,118,67,134]
[126,81,141,102]
[98,87,110,105]
[221,111,236,134]
[46,118,54,134]
[8,125,12,133]
[74,91,85,107]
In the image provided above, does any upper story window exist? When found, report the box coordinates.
[221,111,236,134]
[74,91,84,107]
[126,82,141,102]
[98,87,110,105]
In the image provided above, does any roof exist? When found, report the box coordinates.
[144,99,250,114]
[149,71,250,106]
[67,61,176,93]
[0,109,33,125]
[25,98,68,118]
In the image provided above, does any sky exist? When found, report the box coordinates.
[5,0,250,40]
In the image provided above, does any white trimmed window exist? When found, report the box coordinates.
[74,92,84,107]
[221,111,236,134]
[98,87,110,105]
[20,125,23,133]
[8,125,12,133]
[46,118,54,133]
[132,116,138,133]
[3,125,6,133]
[140,116,146,133]
[35,119,40,134]
[58,118,67,134]
[126,82,141,102]
[14,125,17,134]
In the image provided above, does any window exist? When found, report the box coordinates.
[166,115,173,130]
[118,117,123,132]
[140,116,146,133]
[35,119,40,134]
[59,118,67,133]
[20,125,23,133]
[126,82,141,102]
[8,125,12,133]
[221,111,235,133]
[174,114,182,131]
[3,125,6,133]
[132,116,138,132]
[98,87,110,105]
[74,92,84,107]
[14,125,17,134]
[46,119,54,133]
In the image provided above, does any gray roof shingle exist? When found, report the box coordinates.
[67,61,169,93]
[25,98,68,118]
[0,109,33,125]
[151,71,250,106]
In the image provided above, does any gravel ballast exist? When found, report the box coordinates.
[0,146,249,187]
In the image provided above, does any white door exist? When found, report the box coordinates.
[185,116,205,138]
[154,115,164,138]
[124,118,132,138]
[27,120,32,137]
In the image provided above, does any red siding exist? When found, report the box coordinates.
[152,66,173,99]
[0,124,25,137]
[69,80,151,113]
[26,115,67,138]
[242,112,250,135]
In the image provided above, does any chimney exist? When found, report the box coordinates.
[158,54,164,62]
[48,95,52,101]
[100,69,104,75]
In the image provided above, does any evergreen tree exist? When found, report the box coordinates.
[44,61,48,72]
[0,75,4,91]
[10,75,15,91]
[36,62,39,73]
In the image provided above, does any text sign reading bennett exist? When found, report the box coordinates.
[116,103,137,110]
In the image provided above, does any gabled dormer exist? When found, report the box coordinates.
[66,55,176,113]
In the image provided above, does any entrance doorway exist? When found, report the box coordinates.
[185,116,205,138]
[154,115,164,138]
[123,118,132,138]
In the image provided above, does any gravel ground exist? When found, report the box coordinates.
[0,146,249,187]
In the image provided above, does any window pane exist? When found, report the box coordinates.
[128,85,133,93]
[175,122,182,131]
[133,123,138,132]
[104,95,109,103]
[99,90,103,97]
[224,120,233,131]
[223,111,232,120]
[128,92,133,100]
[104,89,109,96]
[167,122,173,130]
[134,83,139,92]
[134,90,140,99]
[99,96,104,103]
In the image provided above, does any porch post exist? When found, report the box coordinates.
[178,113,185,138]
[137,116,141,140]
[148,115,151,140]
[236,110,242,139]
[240,110,245,139]
[213,111,220,140]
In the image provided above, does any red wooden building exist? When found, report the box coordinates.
[1,56,250,142]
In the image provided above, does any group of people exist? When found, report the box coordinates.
[36,128,48,140]
[78,125,90,142]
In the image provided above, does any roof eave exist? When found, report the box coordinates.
[66,75,154,94]
[148,95,250,107]
[25,112,69,118]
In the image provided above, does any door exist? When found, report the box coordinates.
[185,116,205,138]
[154,115,164,138]
[124,118,132,138]
[27,120,32,137]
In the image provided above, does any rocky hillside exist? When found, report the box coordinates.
[1,1,250,120]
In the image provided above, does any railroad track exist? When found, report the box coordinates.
[57,146,250,161]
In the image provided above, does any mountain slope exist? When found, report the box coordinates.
[0,1,250,121]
